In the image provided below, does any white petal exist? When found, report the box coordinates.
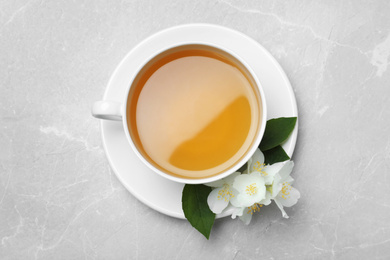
[274,198,289,219]
[278,161,294,181]
[230,206,245,219]
[262,162,284,185]
[246,157,253,171]
[248,149,265,173]
[259,191,272,205]
[239,208,253,225]
[233,172,263,192]
[264,162,284,176]
[230,193,251,207]
[203,179,224,188]
[224,172,241,186]
[285,176,294,184]
[231,191,266,208]
[207,188,229,214]
[231,173,266,207]
[277,186,300,207]
[222,203,234,215]
[271,173,283,197]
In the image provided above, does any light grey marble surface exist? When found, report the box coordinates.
[1,0,390,259]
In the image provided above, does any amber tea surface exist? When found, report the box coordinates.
[127,46,262,179]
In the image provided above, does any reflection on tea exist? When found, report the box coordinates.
[127,46,261,179]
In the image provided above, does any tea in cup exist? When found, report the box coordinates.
[92,42,266,184]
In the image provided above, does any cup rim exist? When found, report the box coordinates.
[121,41,267,184]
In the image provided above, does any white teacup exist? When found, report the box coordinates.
[92,29,267,184]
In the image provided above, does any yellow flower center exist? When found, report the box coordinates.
[281,182,292,200]
[253,161,267,176]
[245,183,258,196]
[247,203,263,215]
[217,184,234,202]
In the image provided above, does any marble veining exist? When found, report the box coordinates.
[1,0,390,259]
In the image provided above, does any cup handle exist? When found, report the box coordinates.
[92,101,123,121]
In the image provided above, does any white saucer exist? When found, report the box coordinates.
[101,24,298,219]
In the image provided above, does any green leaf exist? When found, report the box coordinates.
[182,184,215,239]
[260,117,297,151]
[264,145,290,165]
